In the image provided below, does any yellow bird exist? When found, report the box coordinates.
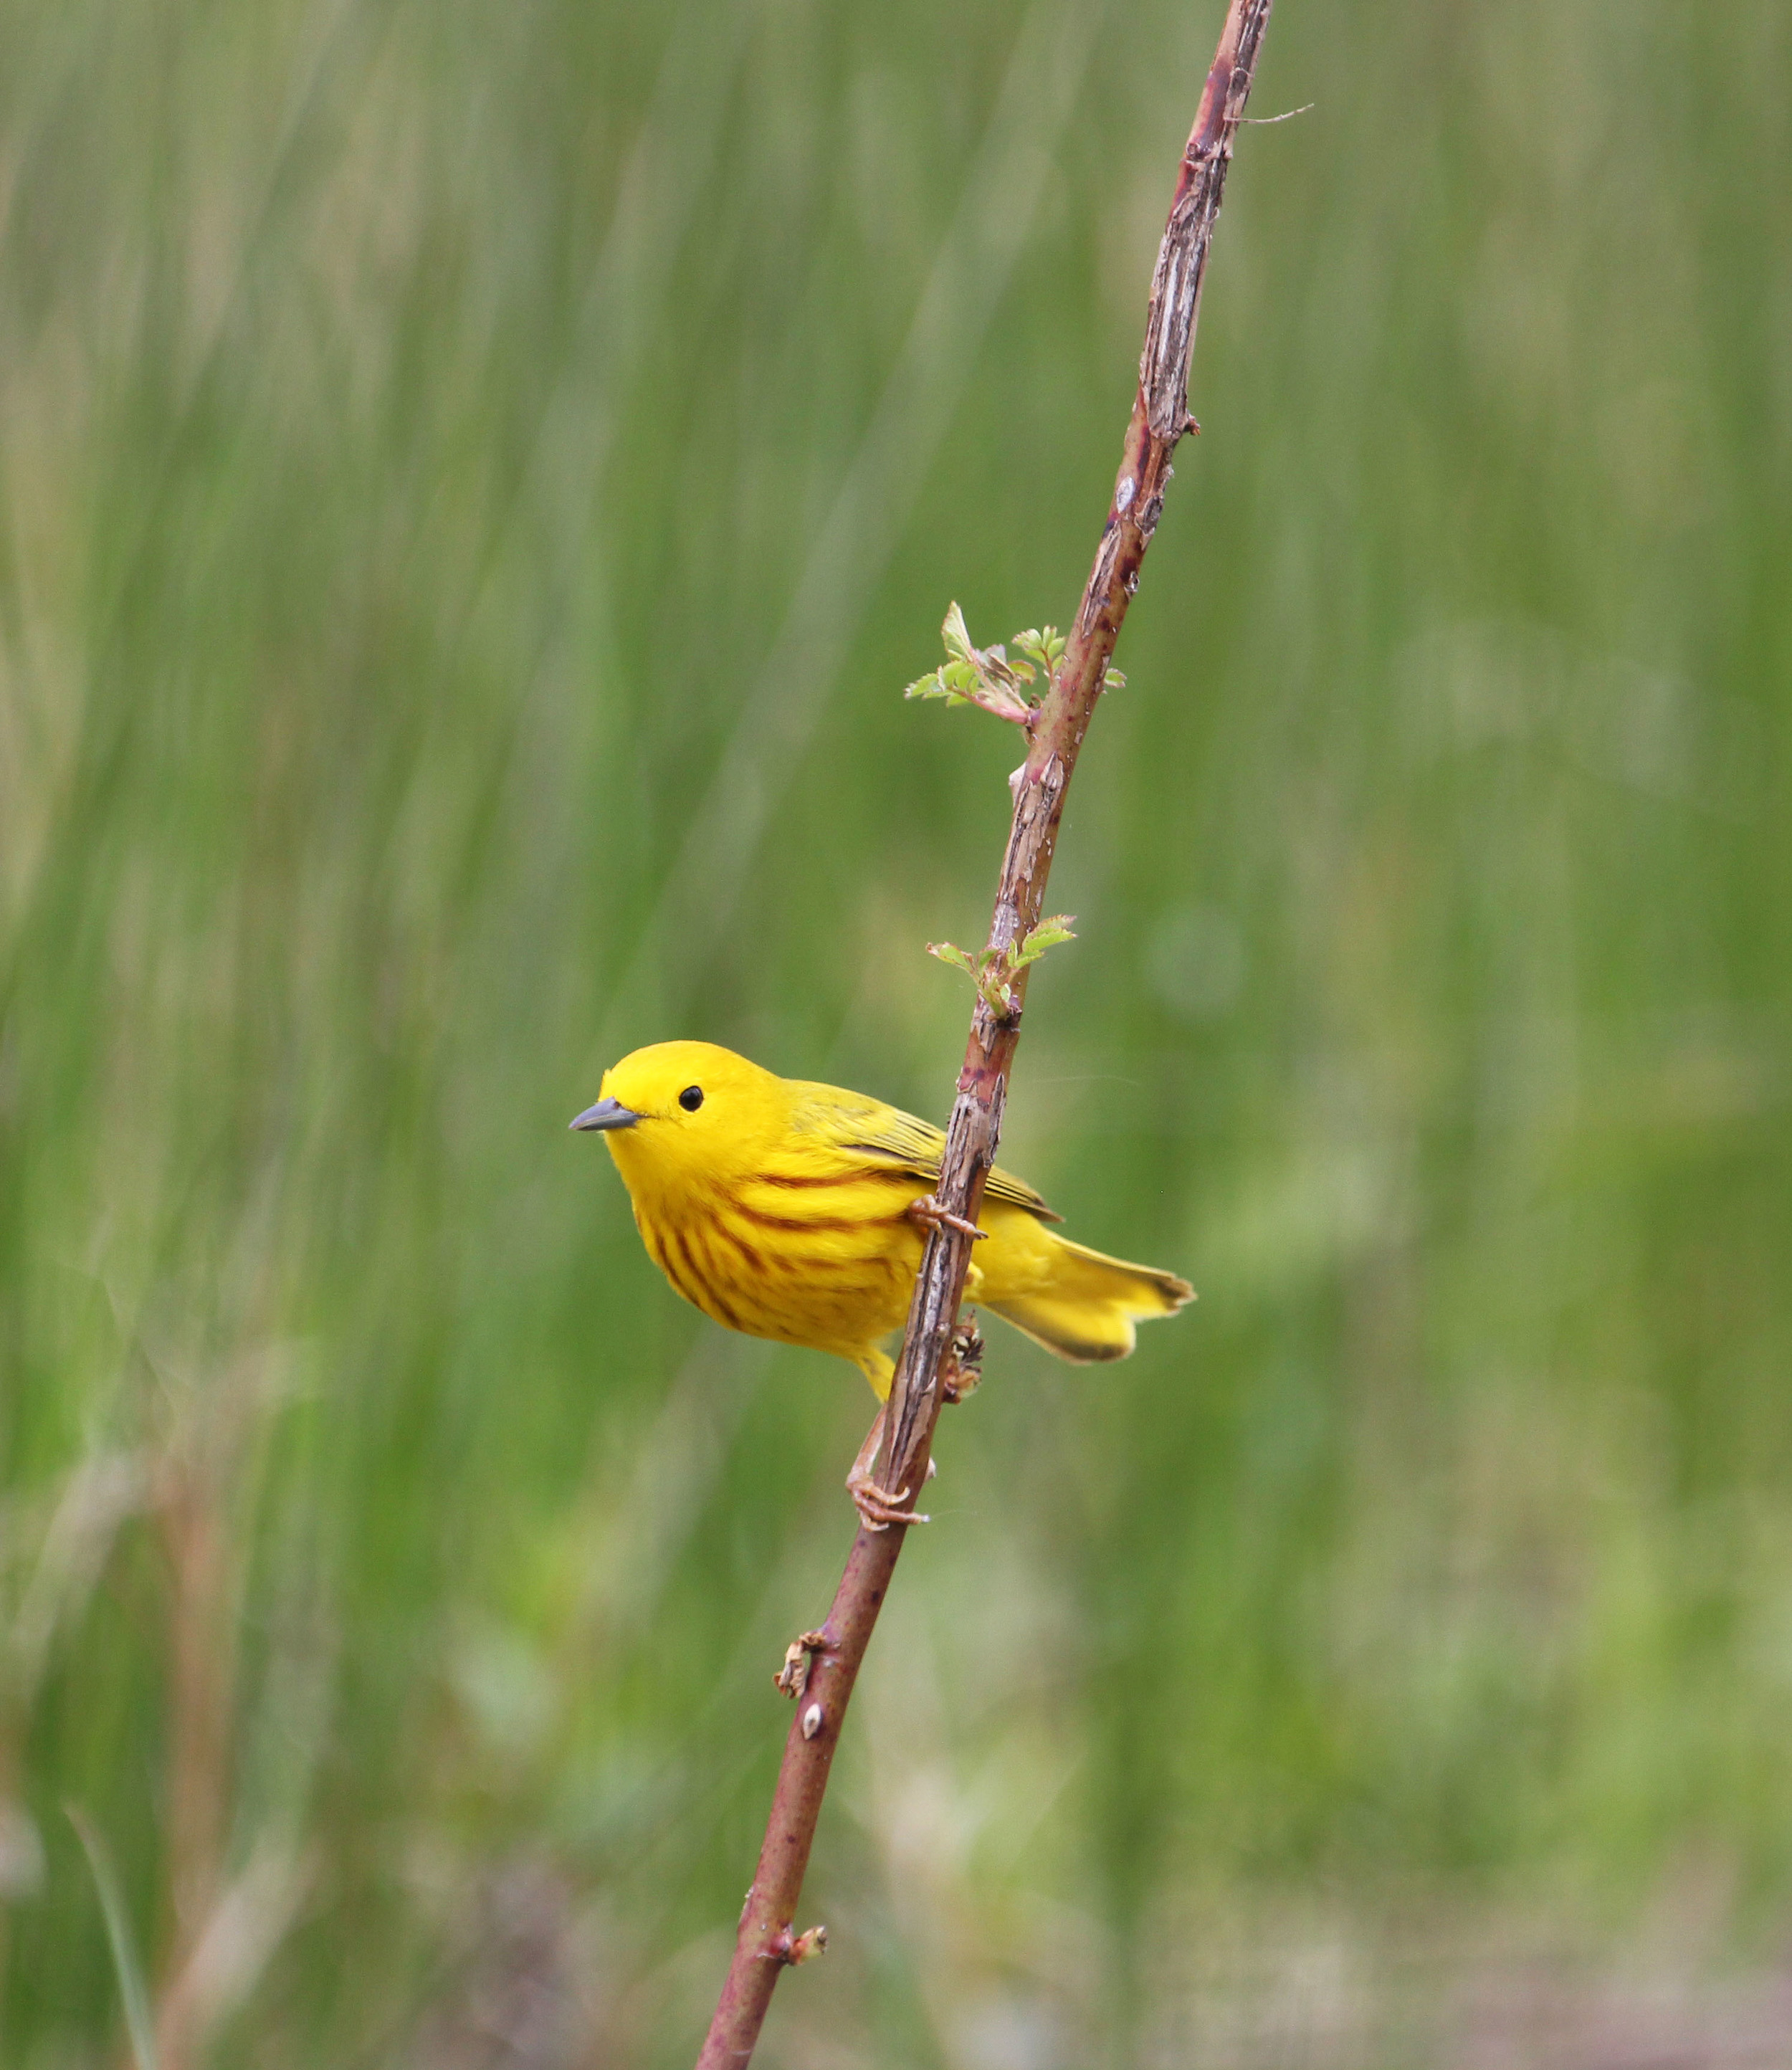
[571,1042,1192,1423]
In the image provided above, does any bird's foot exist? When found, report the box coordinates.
[941,1315,985,1404]
[849,1472,926,1531]
[908,1193,986,1241]
[847,1406,929,1531]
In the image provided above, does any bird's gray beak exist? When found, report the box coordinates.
[569,1097,641,1132]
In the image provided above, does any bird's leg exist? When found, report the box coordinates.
[908,1194,987,1242]
[940,1315,985,1405]
[847,1406,929,1531]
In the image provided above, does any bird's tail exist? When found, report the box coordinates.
[985,1237,1193,1365]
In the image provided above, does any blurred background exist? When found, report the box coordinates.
[2,0,1788,2064]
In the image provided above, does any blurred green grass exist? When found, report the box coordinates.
[1,0,1788,2064]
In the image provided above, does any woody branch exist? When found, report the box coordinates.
[695,4,1274,2063]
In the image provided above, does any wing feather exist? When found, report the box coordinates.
[787,1083,1062,1223]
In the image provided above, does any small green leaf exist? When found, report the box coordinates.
[1102,665,1128,692]
[981,642,1033,692]
[1011,914,1077,970]
[927,940,976,976]
[1011,626,1067,680]
[998,645,1039,689]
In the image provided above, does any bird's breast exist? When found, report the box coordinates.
[632,1163,926,1353]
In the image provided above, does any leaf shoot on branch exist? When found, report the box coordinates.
[927,915,1077,1019]
[904,605,1122,725]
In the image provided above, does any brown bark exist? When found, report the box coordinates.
[695,5,1274,2062]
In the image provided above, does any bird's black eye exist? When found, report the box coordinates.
[679,1084,704,1112]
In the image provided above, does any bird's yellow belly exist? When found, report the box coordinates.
[634,1174,926,1361]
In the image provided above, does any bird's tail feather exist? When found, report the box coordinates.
[986,1237,1193,1365]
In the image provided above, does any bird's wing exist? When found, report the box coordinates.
[790,1084,1063,1223]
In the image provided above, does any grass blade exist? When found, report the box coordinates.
[67,1806,161,2070]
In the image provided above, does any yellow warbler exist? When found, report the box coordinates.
[571,1041,1192,1398]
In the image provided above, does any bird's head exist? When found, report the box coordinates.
[571,1040,777,1193]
